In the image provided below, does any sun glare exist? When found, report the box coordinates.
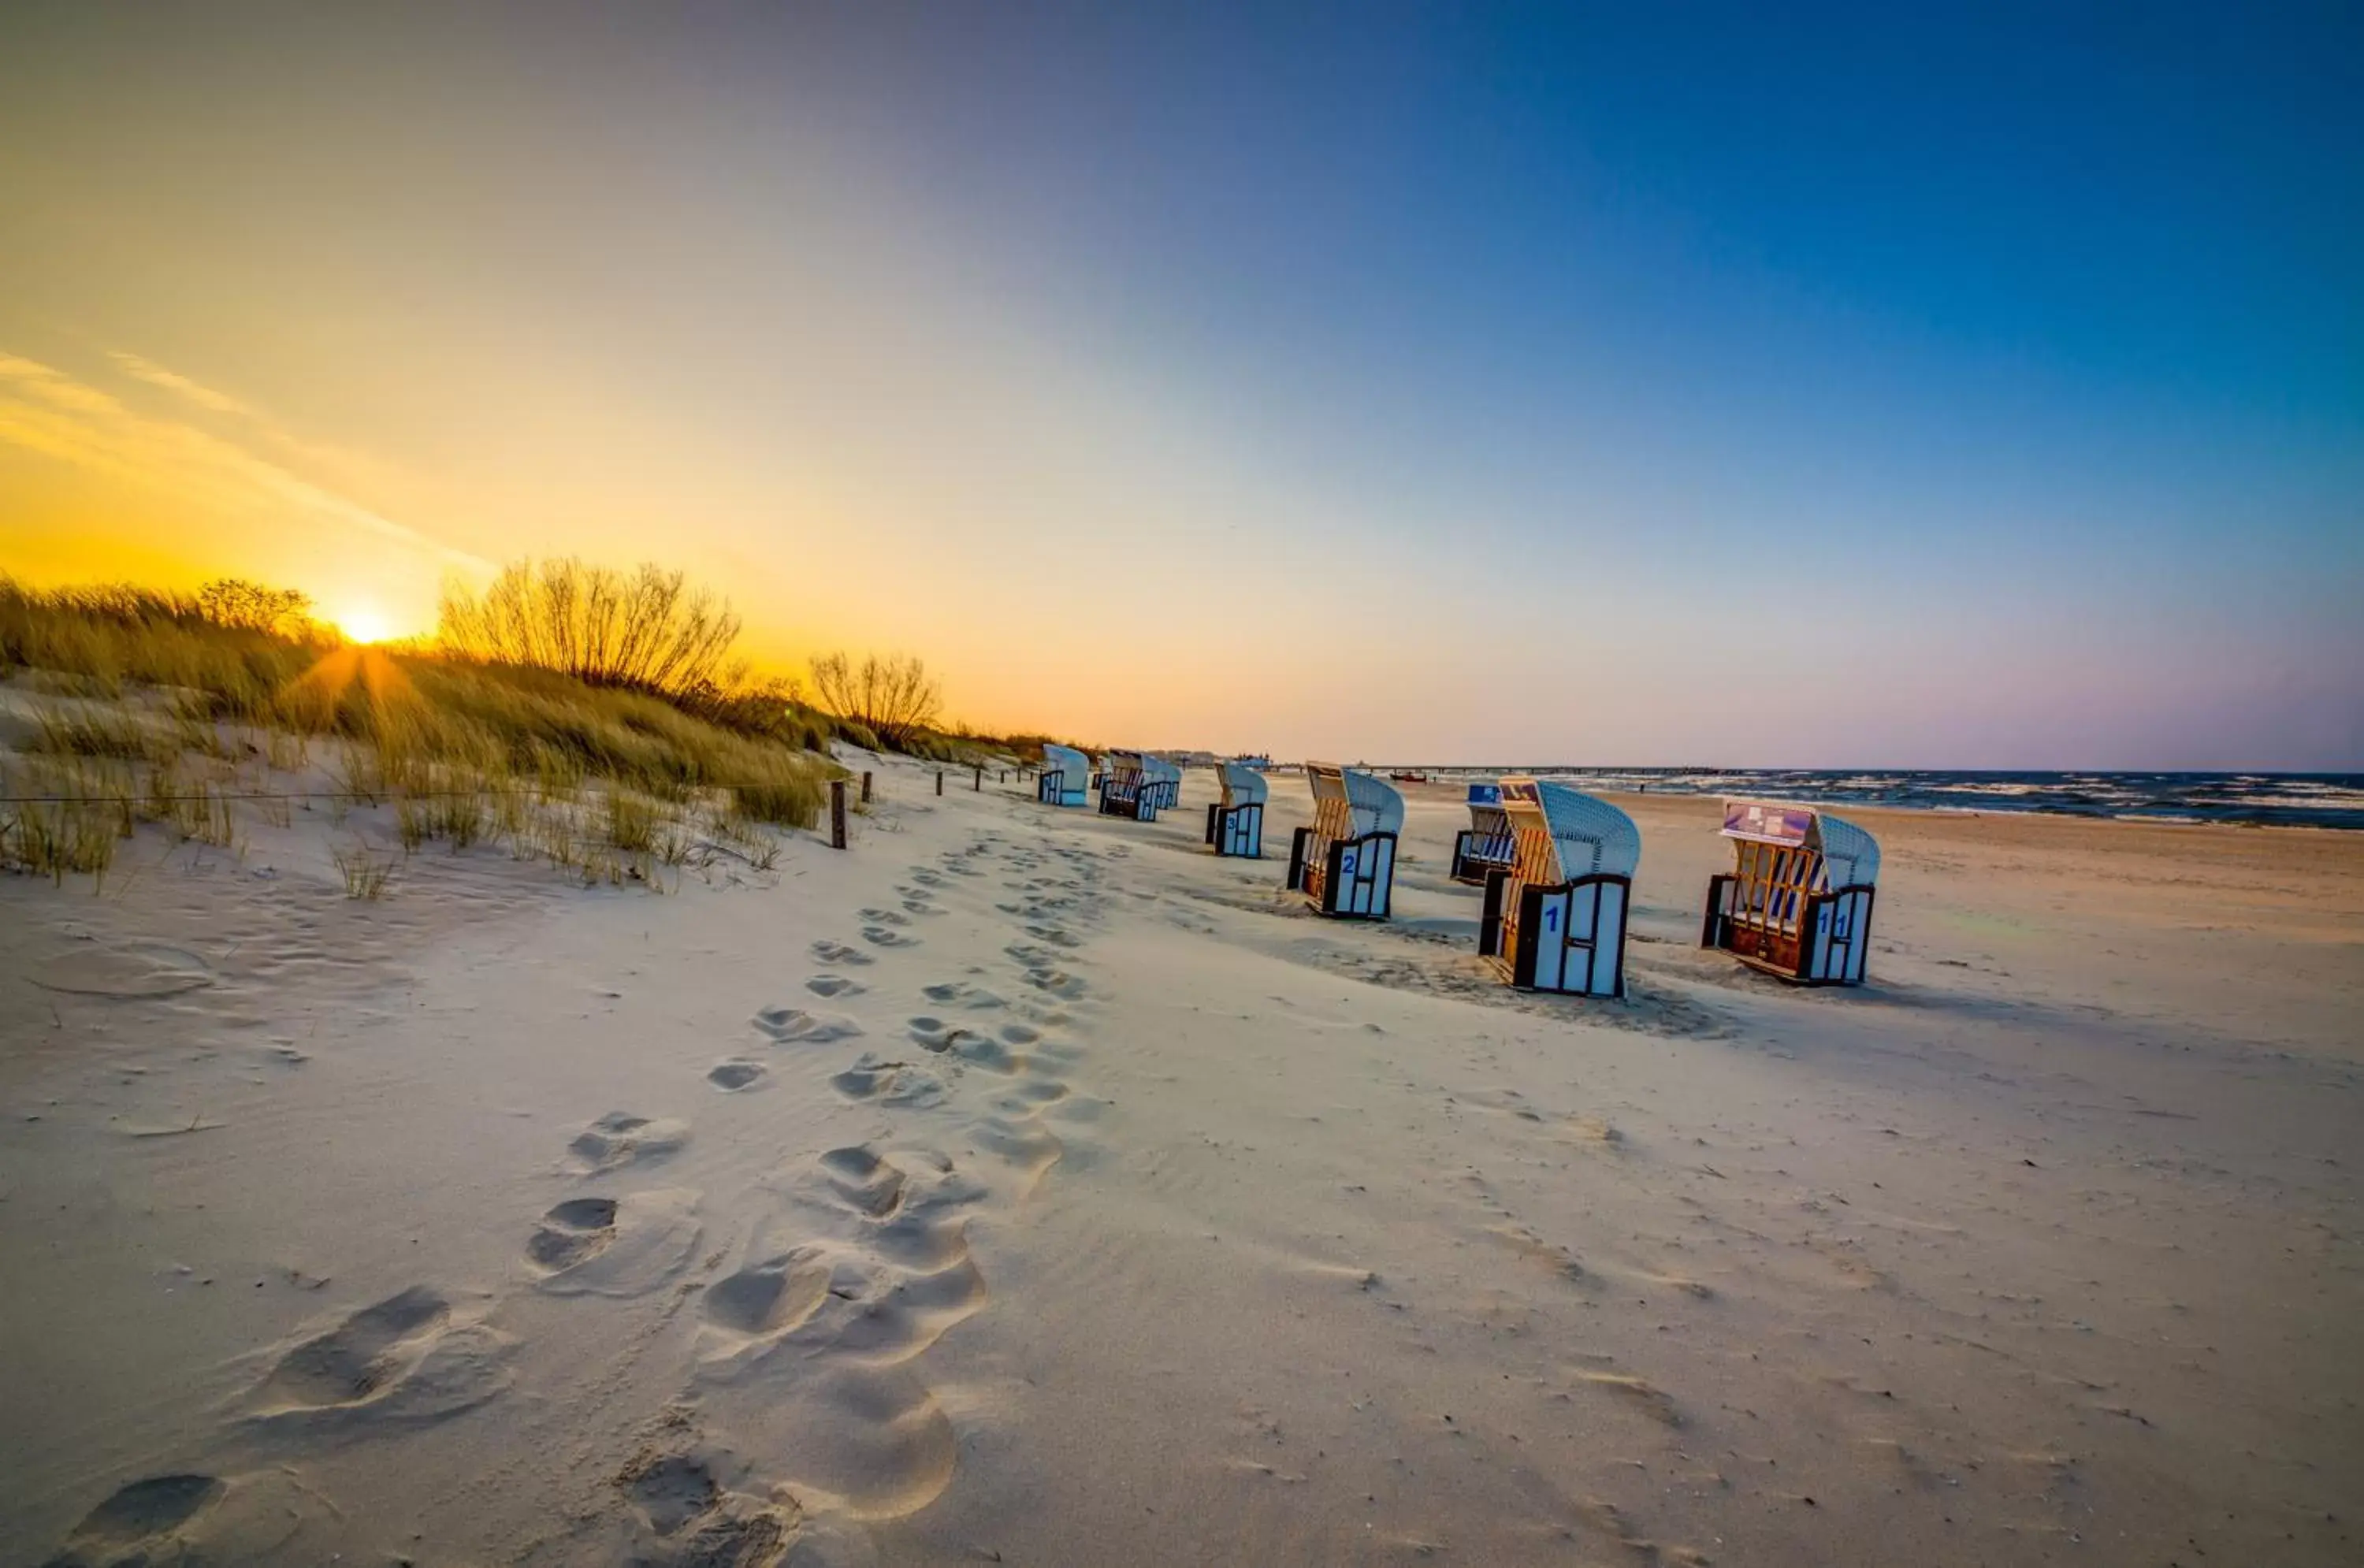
[335,605,395,645]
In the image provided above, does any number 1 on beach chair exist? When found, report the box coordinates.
[1205,760,1267,858]
[1475,778,1639,997]
[1286,764,1402,919]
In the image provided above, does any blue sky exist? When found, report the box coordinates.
[2,2,2358,764]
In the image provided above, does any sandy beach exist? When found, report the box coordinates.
[3,760,2359,1566]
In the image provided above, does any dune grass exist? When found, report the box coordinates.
[1,575,836,889]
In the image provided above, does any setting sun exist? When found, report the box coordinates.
[333,605,395,645]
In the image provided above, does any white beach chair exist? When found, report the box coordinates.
[1475,778,1640,998]
[1286,764,1403,918]
[1701,799,1881,984]
[1450,783,1519,885]
[1146,755,1182,811]
[1037,744,1091,808]
[1206,760,1268,858]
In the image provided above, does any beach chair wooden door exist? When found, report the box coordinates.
[1477,779,1636,997]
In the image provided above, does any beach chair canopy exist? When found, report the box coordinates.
[1466,782,1511,837]
[1042,743,1090,787]
[1307,764,1405,838]
[1218,761,1268,808]
[1499,778,1641,883]
[1106,748,1147,777]
[1719,800,1881,889]
[1148,755,1182,790]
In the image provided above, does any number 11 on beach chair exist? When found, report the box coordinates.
[1036,743,1091,808]
[1285,764,1403,919]
[1475,778,1640,997]
[1205,760,1267,857]
[1701,800,1881,984]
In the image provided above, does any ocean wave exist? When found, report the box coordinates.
[1440,768,2364,831]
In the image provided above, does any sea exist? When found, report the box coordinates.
[1394,769,2364,832]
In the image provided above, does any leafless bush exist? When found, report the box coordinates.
[195,578,315,636]
[437,559,742,698]
[809,652,943,751]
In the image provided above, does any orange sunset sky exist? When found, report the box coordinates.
[4,6,2358,767]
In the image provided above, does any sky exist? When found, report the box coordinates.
[2,2,2358,767]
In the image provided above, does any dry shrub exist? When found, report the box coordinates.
[436,559,740,698]
[809,652,942,751]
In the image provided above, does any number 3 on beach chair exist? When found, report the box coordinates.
[1205,760,1266,858]
[1285,764,1402,919]
[1474,778,1638,998]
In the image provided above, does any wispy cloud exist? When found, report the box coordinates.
[0,349,492,574]
[108,351,256,417]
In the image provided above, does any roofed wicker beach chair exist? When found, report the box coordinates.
[1701,799,1881,984]
[1450,782,1519,885]
[1144,754,1182,811]
[1476,778,1641,997]
[1100,749,1159,820]
[1286,764,1403,918]
[1205,760,1268,858]
[1037,743,1091,808]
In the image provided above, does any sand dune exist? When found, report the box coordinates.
[3,756,2359,1565]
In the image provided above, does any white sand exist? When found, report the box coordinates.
[3,758,2359,1565]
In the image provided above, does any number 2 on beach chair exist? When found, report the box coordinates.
[1285,764,1402,919]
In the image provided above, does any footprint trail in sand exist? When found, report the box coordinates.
[620,827,1103,1549]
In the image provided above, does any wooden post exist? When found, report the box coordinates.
[830,780,847,850]
[972,766,982,792]
[935,770,944,796]
[860,771,873,804]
